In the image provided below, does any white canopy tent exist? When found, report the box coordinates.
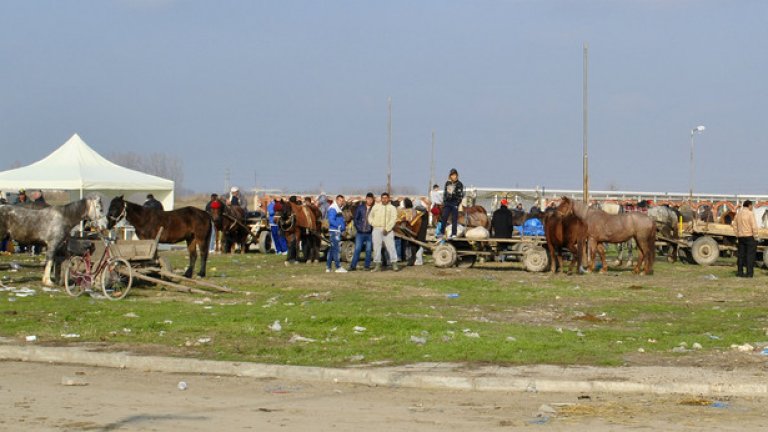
[0,133,174,209]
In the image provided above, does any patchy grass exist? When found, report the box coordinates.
[1,250,767,368]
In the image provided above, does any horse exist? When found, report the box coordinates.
[648,205,682,262]
[209,202,249,254]
[394,207,429,266]
[106,196,212,278]
[0,196,103,286]
[556,196,657,275]
[434,204,491,230]
[542,209,588,274]
[274,201,320,263]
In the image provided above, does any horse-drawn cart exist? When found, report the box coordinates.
[659,220,768,267]
[394,232,550,272]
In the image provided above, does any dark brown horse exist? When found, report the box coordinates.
[556,196,656,275]
[106,196,212,278]
[274,201,320,263]
[543,208,588,274]
[209,202,249,254]
[394,208,429,266]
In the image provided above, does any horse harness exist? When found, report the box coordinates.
[108,201,127,225]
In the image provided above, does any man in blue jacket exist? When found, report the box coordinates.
[267,197,288,255]
[326,194,347,273]
[348,193,375,271]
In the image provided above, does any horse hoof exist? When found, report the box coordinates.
[599,269,608,274]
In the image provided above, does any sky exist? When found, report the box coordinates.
[1,0,767,196]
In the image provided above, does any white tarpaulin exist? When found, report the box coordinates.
[0,133,174,209]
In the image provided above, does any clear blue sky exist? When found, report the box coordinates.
[1,0,766,195]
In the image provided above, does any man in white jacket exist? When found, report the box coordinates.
[368,192,400,272]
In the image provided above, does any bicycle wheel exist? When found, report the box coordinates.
[101,257,133,300]
[64,256,90,297]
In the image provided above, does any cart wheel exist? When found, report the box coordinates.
[101,257,133,300]
[456,255,476,268]
[340,241,355,263]
[433,243,458,268]
[257,231,272,254]
[522,246,549,272]
[691,236,719,266]
[64,256,89,297]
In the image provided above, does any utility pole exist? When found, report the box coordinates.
[224,168,231,194]
[387,96,392,195]
[582,43,589,204]
[429,130,436,195]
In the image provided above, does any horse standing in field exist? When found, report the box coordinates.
[648,205,682,262]
[106,196,212,278]
[0,196,103,286]
[274,200,321,263]
[208,201,249,254]
[543,208,588,274]
[556,196,657,275]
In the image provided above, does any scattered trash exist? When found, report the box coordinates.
[446,293,460,299]
[25,335,37,342]
[177,381,188,391]
[706,333,721,340]
[122,328,132,334]
[526,382,537,393]
[731,343,754,352]
[9,262,21,271]
[671,346,687,353]
[711,401,728,409]
[353,326,367,333]
[637,347,645,353]
[163,320,173,325]
[446,320,457,324]
[410,335,427,345]
[288,334,317,343]
[676,293,684,299]
[692,342,703,350]
[61,333,80,338]
[528,416,550,425]
[197,337,212,344]
[506,336,517,342]
[703,274,718,281]
[268,320,282,332]
[576,331,585,337]
[537,404,557,416]
[123,312,139,318]
[347,354,365,362]
[555,327,563,333]
[761,347,768,356]
[61,376,89,386]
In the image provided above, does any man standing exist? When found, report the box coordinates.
[143,194,164,211]
[348,193,375,271]
[368,192,399,272]
[491,199,515,239]
[439,168,464,239]
[267,197,288,255]
[429,184,442,227]
[326,195,347,273]
[733,200,759,278]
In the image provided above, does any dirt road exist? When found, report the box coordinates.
[2,361,767,431]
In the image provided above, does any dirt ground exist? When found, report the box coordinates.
[2,361,767,432]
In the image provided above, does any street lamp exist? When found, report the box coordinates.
[689,125,706,200]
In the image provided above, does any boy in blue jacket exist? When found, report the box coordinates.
[326,195,347,273]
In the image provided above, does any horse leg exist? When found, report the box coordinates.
[408,242,417,266]
[588,239,598,272]
[598,243,608,274]
[547,242,557,273]
[185,239,197,278]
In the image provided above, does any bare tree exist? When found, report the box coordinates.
[108,152,185,191]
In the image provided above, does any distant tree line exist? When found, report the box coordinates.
[108,152,188,194]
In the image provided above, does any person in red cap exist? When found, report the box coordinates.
[491,198,515,239]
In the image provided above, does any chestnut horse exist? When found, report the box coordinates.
[394,208,429,266]
[543,209,588,274]
[274,201,320,263]
[209,202,249,254]
[106,196,212,278]
[556,196,656,275]
[434,204,491,229]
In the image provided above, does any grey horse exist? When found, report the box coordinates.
[0,196,103,286]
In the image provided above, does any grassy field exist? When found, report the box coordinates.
[1,249,767,368]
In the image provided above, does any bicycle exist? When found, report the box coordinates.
[63,231,133,300]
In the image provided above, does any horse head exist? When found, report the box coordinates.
[555,196,574,217]
[106,195,127,229]
[273,201,295,232]
[85,195,105,228]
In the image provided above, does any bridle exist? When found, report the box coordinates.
[109,201,127,224]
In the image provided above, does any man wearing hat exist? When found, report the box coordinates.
[439,168,464,239]
[13,189,28,205]
[229,186,242,207]
[491,199,515,239]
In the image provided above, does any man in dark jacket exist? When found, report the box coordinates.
[348,193,375,271]
[439,168,464,239]
[143,194,164,211]
[491,199,515,238]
